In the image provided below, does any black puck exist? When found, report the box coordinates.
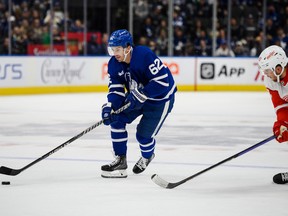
[1,181,10,185]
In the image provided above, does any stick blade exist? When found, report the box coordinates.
[151,174,172,189]
[0,166,21,176]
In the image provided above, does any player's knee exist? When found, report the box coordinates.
[110,121,126,129]
[136,133,152,144]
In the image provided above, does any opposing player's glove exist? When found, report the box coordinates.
[126,88,147,111]
[101,102,115,126]
[273,121,288,143]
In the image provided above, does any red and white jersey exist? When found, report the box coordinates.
[264,67,288,121]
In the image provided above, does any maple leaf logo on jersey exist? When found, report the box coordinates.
[118,70,124,76]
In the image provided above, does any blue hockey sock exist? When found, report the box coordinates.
[111,127,128,156]
[136,134,155,158]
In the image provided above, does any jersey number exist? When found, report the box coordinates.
[148,59,166,75]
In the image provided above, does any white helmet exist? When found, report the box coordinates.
[258,45,288,82]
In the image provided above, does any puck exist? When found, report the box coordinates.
[1,181,10,185]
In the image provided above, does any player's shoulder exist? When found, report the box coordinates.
[108,57,122,75]
[264,76,280,91]
[133,45,155,57]
[108,56,117,66]
[131,46,157,67]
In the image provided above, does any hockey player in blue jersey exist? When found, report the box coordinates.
[101,29,177,178]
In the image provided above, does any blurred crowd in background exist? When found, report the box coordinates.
[0,0,288,57]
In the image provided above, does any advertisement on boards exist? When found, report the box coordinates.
[197,57,264,85]
[0,56,265,95]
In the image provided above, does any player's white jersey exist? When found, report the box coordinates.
[264,69,288,120]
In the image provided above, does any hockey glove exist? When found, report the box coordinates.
[126,88,147,111]
[102,102,116,126]
[273,121,288,143]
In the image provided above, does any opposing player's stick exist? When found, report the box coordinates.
[0,103,130,176]
[151,135,275,189]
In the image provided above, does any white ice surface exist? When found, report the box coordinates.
[0,92,287,216]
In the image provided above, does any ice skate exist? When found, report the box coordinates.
[133,154,155,174]
[101,155,128,178]
[273,172,288,184]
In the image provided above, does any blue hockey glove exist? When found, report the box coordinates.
[126,88,147,111]
[101,102,115,125]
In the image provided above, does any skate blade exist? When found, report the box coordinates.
[101,170,128,178]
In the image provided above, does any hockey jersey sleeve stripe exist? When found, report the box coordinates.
[147,83,176,101]
[152,75,170,87]
[108,91,126,97]
[151,74,168,84]
[275,103,288,113]
[151,73,168,80]
[153,80,169,87]
[108,84,125,89]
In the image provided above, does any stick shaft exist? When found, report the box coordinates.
[152,135,275,189]
[0,103,130,176]
[184,135,275,181]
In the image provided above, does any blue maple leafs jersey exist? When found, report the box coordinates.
[107,45,177,110]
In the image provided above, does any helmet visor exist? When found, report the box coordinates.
[107,46,124,56]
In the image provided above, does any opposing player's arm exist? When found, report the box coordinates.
[273,120,288,143]
[267,88,288,143]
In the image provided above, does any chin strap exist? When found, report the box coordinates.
[123,47,133,62]
[275,67,285,82]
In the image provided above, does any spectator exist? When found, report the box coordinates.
[41,25,50,45]
[250,36,262,57]
[173,5,184,28]
[155,18,168,39]
[52,27,63,44]
[279,5,288,34]
[272,28,288,51]
[149,40,157,54]
[233,40,248,56]
[98,33,109,55]
[230,18,244,43]
[87,33,109,56]
[134,0,149,21]
[0,37,9,54]
[215,40,235,57]
[138,36,148,46]
[265,18,277,45]
[156,28,168,56]
[141,16,155,39]
[185,39,195,56]
[195,39,211,56]
[70,19,84,32]
[194,0,212,19]
[1,0,288,57]
[11,25,28,54]
[243,14,259,47]
[194,29,211,50]
[266,4,279,26]
[174,27,186,56]
[43,3,64,30]
[29,18,43,44]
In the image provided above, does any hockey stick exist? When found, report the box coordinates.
[0,102,130,176]
[151,135,275,189]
